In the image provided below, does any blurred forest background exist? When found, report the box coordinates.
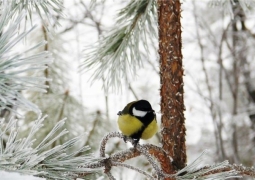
[1,0,255,179]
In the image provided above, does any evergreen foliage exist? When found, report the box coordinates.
[1,0,255,179]
[0,116,99,180]
[0,1,101,179]
[81,0,157,91]
[0,3,52,113]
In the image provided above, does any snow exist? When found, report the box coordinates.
[0,171,45,180]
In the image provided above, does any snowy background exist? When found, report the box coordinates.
[1,0,255,179]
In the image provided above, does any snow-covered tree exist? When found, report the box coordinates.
[0,1,100,179]
[2,0,255,179]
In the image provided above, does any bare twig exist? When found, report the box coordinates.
[192,2,223,162]
[112,162,154,180]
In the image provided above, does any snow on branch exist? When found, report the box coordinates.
[81,0,157,92]
[0,3,53,114]
[8,0,64,33]
[0,170,45,180]
[79,131,255,179]
[0,115,100,180]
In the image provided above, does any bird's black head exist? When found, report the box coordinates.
[130,100,154,117]
[133,100,153,111]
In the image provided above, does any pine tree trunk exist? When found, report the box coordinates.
[157,0,186,174]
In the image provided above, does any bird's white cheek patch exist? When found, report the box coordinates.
[132,107,147,117]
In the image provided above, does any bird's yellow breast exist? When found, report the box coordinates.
[141,119,158,140]
[118,114,143,136]
[118,114,158,140]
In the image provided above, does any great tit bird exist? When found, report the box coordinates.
[117,100,158,146]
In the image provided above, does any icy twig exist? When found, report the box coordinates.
[95,132,250,180]
[98,132,167,179]
[0,116,99,180]
[112,161,154,180]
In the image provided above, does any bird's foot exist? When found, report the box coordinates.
[122,135,139,148]
[131,138,139,148]
[123,135,128,143]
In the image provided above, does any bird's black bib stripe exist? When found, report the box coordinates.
[130,111,155,140]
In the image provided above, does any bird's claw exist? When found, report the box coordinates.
[123,135,128,143]
[122,135,139,148]
[131,138,139,148]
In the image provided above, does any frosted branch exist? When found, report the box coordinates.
[82,0,157,91]
[112,161,154,180]
[82,131,255,179]
[0,115,99,180]
[0,3,53,114]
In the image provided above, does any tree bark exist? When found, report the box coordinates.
[158,0,186,173]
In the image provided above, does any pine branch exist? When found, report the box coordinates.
[0,115,100,180]
[78,132,254,179]
[9,0,64,33]
[81,0,157,91]
[0,3,52,113]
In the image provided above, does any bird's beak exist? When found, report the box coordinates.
[117,111,122,115]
